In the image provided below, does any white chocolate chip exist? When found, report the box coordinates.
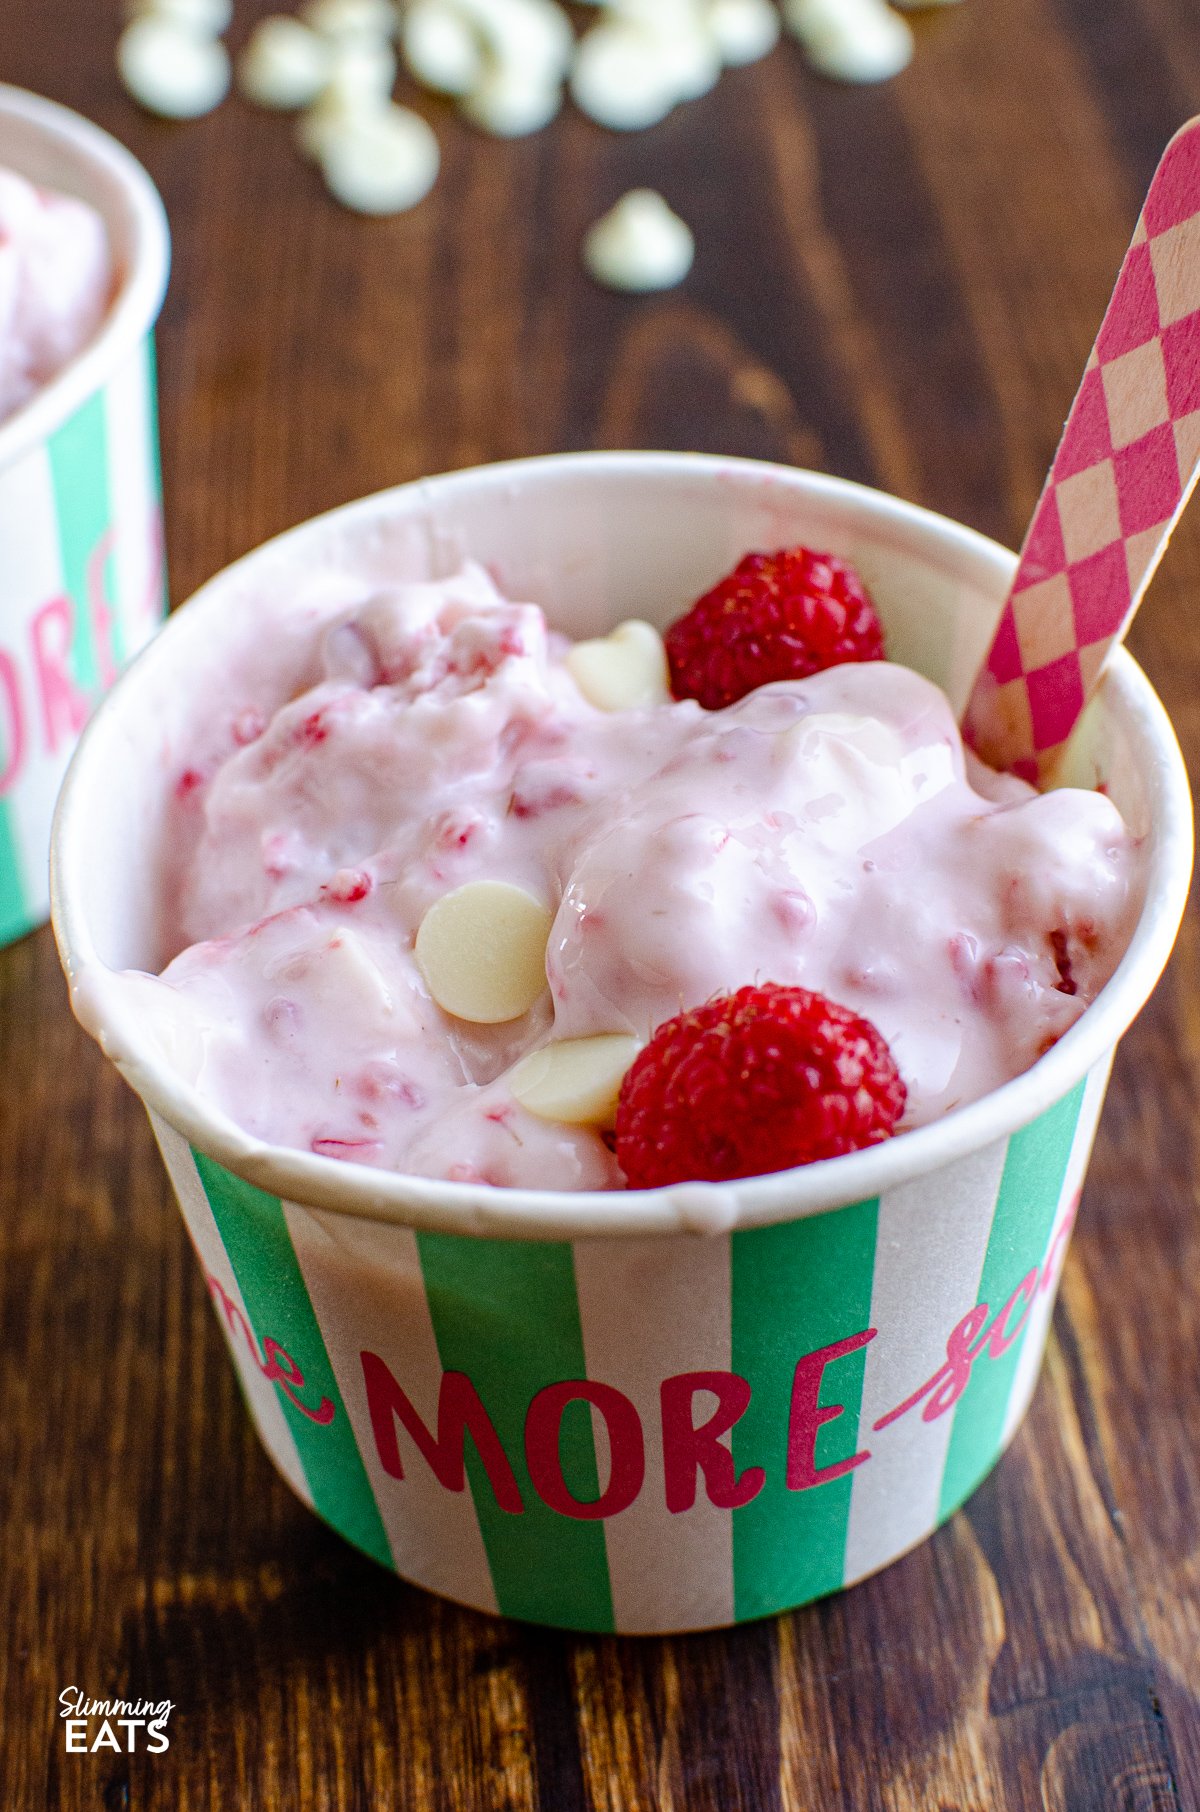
[118,14,232,117]
[652,15,721,99]
[567,619,671,710]
[517,0,576,71]
[452,0,574,81]
[601,0,721,94]
[295,37,399,152]
[508,1033,642,1127]
[446,0,572,133]
[296,90,339,157]
[126,0,233,31]
[401,0,485,94]
[415,880,552,1023]
[301,0,397,37]
[582,189,694,291]
[324,32,399,103]
[607,0,702,33]
[783,0,913,83]
[317,101,440,211]
[707,0,780,64]
[460,65,563,135]
[570,23,681,129]
[239,16,332,108]
[296,73,370,158]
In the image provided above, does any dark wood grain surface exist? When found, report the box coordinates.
[4,1,1200,1806]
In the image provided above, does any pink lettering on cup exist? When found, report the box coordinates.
[787,1328,877,1490]
[205,1273,333,1425]
[361,1352,524,1513]
[261,1335,334,1425]
[987,1268,1039,1358]
[30,595,87,754]
[873,1303,992,1432]
[661,1370,765,1512]
[525,1380,645,1520]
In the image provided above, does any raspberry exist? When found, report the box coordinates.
[614,984,906,1189]
[665,547,885,710]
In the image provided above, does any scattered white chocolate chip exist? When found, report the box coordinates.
[783,0,913,83]
[239,15,332,108]
[118,13,232,117]
[456,0,574,83]
[401,0,485,94]
[445,0,572,135]
[523,0,577,71]
[300,0,397,37]
[415,880,552,1023]
[567,619,671,710]
[296,82,375,159]
[570,0,728,128]
[296,88,341,157]
[318,101,441,211]
[324,32,399,104]
[569,22,681,130]
[582,189,694,292]
[120,0,954,223]
[125,0,233,31]
[652,11,722,100]
[707,0,780,64]
[460,65,563,135]
[508,1033,642,1127]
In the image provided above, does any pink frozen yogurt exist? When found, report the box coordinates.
[0,164,113,424]
[142,562,1143,1191]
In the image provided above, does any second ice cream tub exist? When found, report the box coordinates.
[0,85,169,948]
[50,454,1193,1632]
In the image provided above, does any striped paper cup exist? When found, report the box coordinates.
[51,455,1193,1632]
[0,85,169,948]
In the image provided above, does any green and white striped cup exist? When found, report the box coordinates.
[51,455,1193,1632]
[0,86,169,948]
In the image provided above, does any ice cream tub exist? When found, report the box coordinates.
[50,453,1193,1632]
[0,85,169,948]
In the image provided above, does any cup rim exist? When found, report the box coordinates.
[50,451,1196,1240]
[0,84,170,469]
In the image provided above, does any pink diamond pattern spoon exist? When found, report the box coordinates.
[962,115,1200,783]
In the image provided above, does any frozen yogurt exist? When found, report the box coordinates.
[141,560,1143,1190]
[0,165,114,425]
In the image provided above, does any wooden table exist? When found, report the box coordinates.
[4,1,1200,1805]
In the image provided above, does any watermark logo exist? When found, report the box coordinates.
[59,1688,174,1754]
